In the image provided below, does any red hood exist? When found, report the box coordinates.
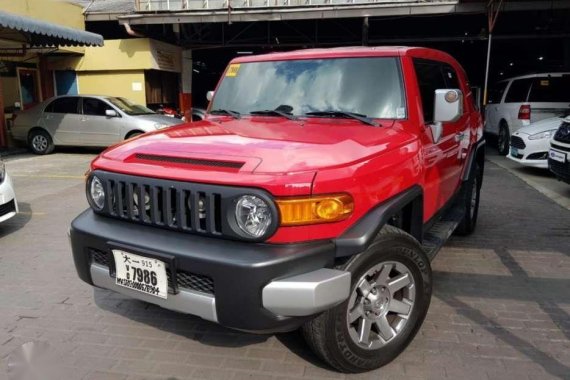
[96,117,413,176]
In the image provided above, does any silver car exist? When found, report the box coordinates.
[11,95,181,154]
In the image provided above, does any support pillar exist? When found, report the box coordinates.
[180,49,192,121]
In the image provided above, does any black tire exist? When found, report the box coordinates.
[455,164,483,236]
[455,164,482,236]
[125,131,143,140]
[497,122,510,156]
[28,129,54,155]
[302,225,432,373]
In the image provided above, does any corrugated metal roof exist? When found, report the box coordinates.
[67,0,135,14]
[0,10,103,46]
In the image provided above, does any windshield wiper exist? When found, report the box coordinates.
[210,109,241,119]
[250,109,298,121]
[304,111,379,127]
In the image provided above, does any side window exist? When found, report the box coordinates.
[504,79,532,103]
[45,97,80,114]
[441,64,460,89]
[413,59,447,123]
[528,76,570,103]
[83,98,113,116]
[487,81,508,104]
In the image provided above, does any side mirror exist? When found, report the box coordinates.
[433,89,463,123]
[105,109,118,117]
[206,91,214,102]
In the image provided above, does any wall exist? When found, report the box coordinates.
[49,39,183,73]
[0,77,20,107]
[77,71,147,105]
[0,0,85,30]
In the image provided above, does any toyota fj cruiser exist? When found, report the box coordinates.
[70,47,485,372]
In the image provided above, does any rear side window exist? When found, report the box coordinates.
[504,79,532,103]
[487,81,508,104]
[528,76,570,102]
[83,98,113,116]
[413,59,449,123]
[45,97,80,114]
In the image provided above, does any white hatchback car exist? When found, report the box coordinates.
[0,158,18,223]
[508,117,565,169]
[485,73,570,155]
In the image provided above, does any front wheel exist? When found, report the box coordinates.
[302,226,432,373]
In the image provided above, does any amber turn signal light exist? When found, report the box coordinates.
[276,194,354,226]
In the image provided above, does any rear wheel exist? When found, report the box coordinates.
[455,163,482,236]
[302,226,432,373]
[28,129,54,155]
[497,123,510,155]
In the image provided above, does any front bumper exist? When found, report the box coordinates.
[70,209,350,333]
[548,143,570,184]
[507,134,550,169]
[0,173,18,223]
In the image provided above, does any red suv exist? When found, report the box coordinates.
[70,47,485,372]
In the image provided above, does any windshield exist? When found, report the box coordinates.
[211,57,406,119]
[106,97,155,116]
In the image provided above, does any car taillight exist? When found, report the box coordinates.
[518,105,531,120]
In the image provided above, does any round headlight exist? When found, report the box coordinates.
[235,195,273,238]
[89,176,106,210]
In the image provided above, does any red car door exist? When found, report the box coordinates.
[413,59,466,218]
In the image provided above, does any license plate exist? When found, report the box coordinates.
[549,149,566,163]
[112,250,168,299]
[511,147,519,157]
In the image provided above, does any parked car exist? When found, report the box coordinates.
[0,158,18,223]
[485,73,570,155]
[11,95,181,155]
[508,116,565,168]
[548,116,570,183]
[69,47,485,373]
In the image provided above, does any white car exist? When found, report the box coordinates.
[0,158,18,223]
[485,73,570,155]
[508,117,565,169]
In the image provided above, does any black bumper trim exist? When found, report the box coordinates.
[70,209,335,333]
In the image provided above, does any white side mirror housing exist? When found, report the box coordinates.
[433,89,463,123]
[206,91,214,102]
[105,109,118,117]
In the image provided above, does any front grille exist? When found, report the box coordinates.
[91,170,276,241]
[554,121,570,144]
[549,159,570,179]
[551,143,570,153]
[96,172,223,237]
[0,200,16,217]
[510,135,526,149]
[89,248,214,295]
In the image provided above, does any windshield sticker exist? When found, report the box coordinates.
[226,64,240,77]
[397,107,406,119]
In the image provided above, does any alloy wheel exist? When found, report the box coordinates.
[346,261,416,350]
[32,135,48,152]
